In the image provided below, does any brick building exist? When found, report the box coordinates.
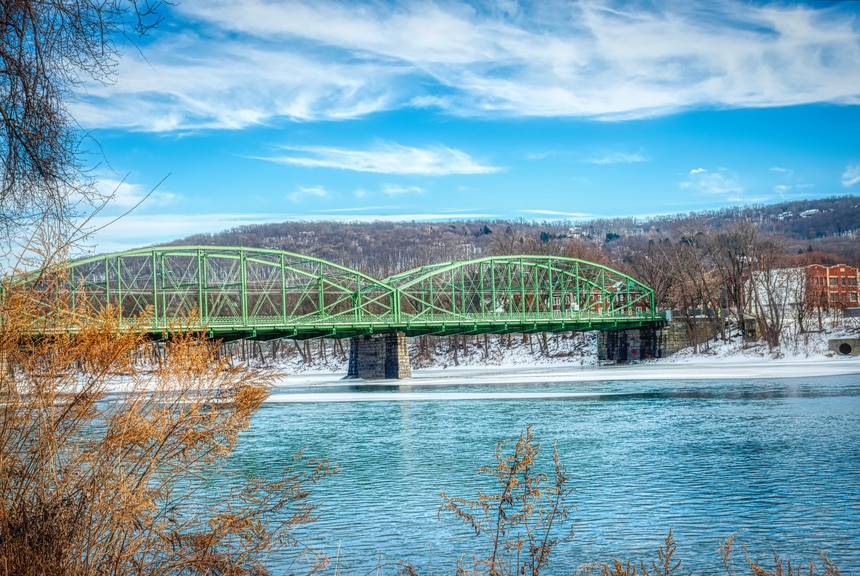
[806,264,859,309]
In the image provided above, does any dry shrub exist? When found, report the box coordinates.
[719,532,841,576]
[439,425,575,576]
[573,530,688,576]
[0,265,334,576]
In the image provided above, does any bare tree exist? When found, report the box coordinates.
[1,0,164,254]
[624,238,676,311]
[704,221,758,332]
[642,231,721,352]
[748,235,792,351]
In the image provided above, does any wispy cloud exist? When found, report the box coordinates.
[70,0,860,130]
[287,185,329,202]
[842,163,860,187]
[519,209,594,219]
[97,178,177,209]
[769,165,813,198]
[382,184,423,196]
[312,205,400,213]
[263,143,500,175]
[585,151,647,165]
[680,168,744,199]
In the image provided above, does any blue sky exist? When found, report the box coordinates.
[74,0,860,252]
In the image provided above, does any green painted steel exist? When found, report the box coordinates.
[384,255,659,337]
[24,246,662,339]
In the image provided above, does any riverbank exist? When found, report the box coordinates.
[270,355,860,394]
[269,323,860,385]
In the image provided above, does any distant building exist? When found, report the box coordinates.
[746,264,859,315]
[806,264,859,309]
[748,268,805,314]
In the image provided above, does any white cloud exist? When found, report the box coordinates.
[586,152,647,165]
[70,0,860,130]
[525,151,554,161]
[680,168,744,199]
[519,209,594,219]
[313,205,399,213]
[842,163,860,187]
[96,178,177,209]
[264,143,500,175]
[287,185,329,202]
[382,184,423,196]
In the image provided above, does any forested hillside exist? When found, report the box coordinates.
[168,195,860,277]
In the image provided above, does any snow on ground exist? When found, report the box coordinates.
[268,323,860,390]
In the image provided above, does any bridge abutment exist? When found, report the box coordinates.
[599,317,722,362]
[347,332,412,379]
[599,326,663,363]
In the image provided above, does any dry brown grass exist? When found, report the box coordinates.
[0,265,334,576]
[719,532,842,576]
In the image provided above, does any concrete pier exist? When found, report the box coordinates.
[347,332,412,379]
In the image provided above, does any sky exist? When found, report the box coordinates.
[72,0,860,253]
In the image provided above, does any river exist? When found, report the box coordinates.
[225,365,860,574]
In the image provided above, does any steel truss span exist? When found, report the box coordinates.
[32,247,661,339]
[384,255,658,336]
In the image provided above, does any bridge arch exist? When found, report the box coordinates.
[384,255,657,334]
[58,246,396,339]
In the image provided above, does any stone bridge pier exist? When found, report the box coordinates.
[598,326,662,362]
[346,332,412,379]
[599,317,720,362]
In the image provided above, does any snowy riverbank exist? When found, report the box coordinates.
[267,322,860,384]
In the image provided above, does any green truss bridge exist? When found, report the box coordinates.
[25,246,663,341]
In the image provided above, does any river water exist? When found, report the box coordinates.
[226,369,860,574]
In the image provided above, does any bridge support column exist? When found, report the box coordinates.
[346,332,412,380]
[598,326,663,363]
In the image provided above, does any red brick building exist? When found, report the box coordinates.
[806,264,859,309]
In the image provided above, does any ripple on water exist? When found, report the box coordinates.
[224,374,860,574]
